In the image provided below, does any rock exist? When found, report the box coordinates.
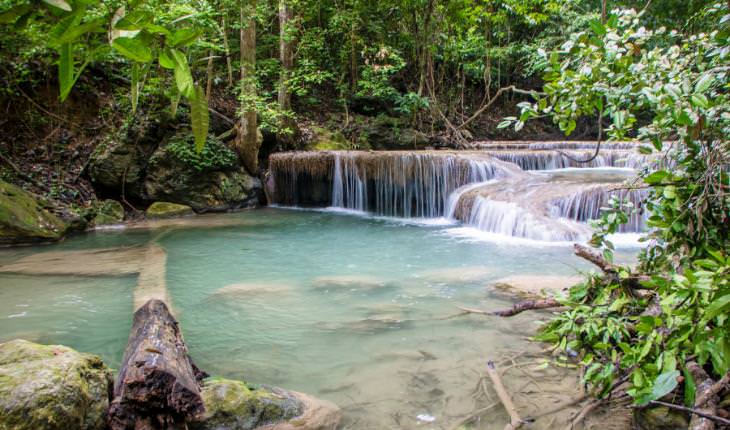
[193,377,340,430]
[635,405,689,430]
[146,201,194,219]
[87,121,163,199]
[144,134,262,212]
[491,275,582,296]
[93,199,124,225]
[309,126,350,151]
[359,115,429,150]
[0,180,68,245]
[0,339,113,430]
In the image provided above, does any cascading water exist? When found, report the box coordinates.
[271,151,514,218]
[269,148,651,242]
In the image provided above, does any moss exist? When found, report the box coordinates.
[193,377,302,430]
[92,199,124,225]
[146,201,194,219]
[0,180,67,245]
[310,126,350,151]
[0,339,112,430]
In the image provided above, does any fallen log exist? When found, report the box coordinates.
[108,299,206,430]
[573,244,617,273]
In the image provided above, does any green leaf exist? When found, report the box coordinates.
[58,43,73,101]
[114,10,153,30]
[56,18,105,44]
[644,170,669,185]
[645,370,680,404]
[43,0,71,11]
[158,49,177,69]
[497,120,511,129]
[0,4,32,24]
[169,28,201,47]
[589,19,606,36]
[683,367,696,407]
[112,36,152,62]
[694,73,714,93]
[189,85,209,153]
[171,49,194,98]
[703,293,730,322]
[691,94,708,109]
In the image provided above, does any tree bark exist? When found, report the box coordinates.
[221,16,233,87]
[688,361,719,430]
[277,0,297,144]
[236,1,259,174]
[491,298,562,317]
[108,299,206,430]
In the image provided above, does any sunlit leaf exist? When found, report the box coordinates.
[112,36,152,62]
[42,0,72,11]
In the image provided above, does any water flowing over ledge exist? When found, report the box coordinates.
[268,147,652,242]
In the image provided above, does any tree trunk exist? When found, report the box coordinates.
[221,17,233,87]
[688,362,719,430]
[108,299,206,430]
[236,1,259,174]
[277,0,297,144]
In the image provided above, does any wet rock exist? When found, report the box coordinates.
[144,135,262,212]
[359,115,429,150]
[309,126,350,151]
[193,377,340,430]
[0,246,145,276]
[491,275,582,296]
[0,339,113,430]
[92,199,124,226]
[311,275,388,291]
[635,405,689,430]
[0,180,68,245]
[146,201,194,219]
[211,282,290,299]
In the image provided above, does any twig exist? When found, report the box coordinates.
[647,400,730,426]
[447,402,499,430]
[568,398,604,430]
[0,151,49,191]
[492,298,563,317]
[486,360,524,430]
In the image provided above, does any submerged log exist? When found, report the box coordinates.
[108,299,206,430]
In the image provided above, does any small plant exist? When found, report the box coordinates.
[165,134,237,172]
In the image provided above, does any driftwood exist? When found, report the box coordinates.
[485,360,524,430]
[491,298,563,317]
[108,299,207,430]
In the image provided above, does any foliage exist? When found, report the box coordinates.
[165,134,237,172]
[508,4,730,405]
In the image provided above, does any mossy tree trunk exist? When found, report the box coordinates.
[277,0,297,145]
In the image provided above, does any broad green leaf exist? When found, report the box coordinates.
[189,85,209,153]
[645,370,679,404]
[171,49,194,98]
[158,49,177,69]
[694,73,714,93]
[112,36,152,62]
[57,18,105,44]
[644,170,669,185]
[169,28,201,47]
[703,293,730,321]
[114,10,152,30]
[691,94,708,109]
[49,6,85,45]
[589,19,606,36]
[43,0,71,11]
[58,43,73,101]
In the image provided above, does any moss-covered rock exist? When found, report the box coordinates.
[0,180,68,245]
[0,339,113,430]
[92,199,124,226]
[146,201,194,219]
[309,126,350,151]
[193,377,341,430]
[635,404,690,430]
[144,135,262,212]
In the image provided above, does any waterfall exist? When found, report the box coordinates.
[547,186,649,232]
[269,149,651,242]
[271,151,512,218]
[463,196,591,241]
[482,150,652,170]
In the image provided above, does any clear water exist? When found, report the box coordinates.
[0,208,638,429]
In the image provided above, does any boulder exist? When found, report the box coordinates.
[87,125,163,199]
[0,339,113,430]
[0,180,68,245]
[634,404,689,430]
[359,115,429,150]
[193,377,340,430]
[92,199,124,226]
[146,201,194,219]
[144,135,262,212]
[309,126,350,151]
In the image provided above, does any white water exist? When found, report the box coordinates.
[269,148,652,243]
